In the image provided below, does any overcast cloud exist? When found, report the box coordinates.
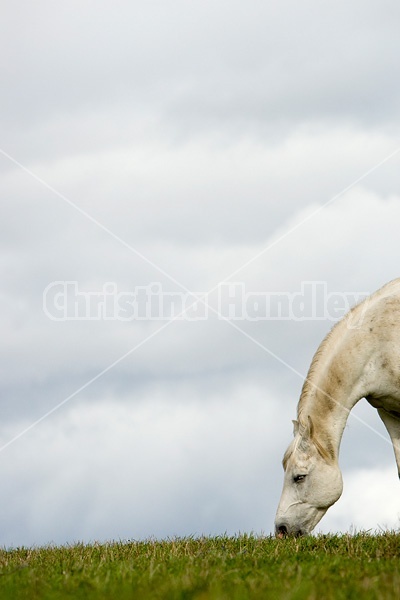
[1,0,400,547]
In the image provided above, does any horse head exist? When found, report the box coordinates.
[274,415,343,537]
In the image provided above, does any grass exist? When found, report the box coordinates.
[1,532,400,599]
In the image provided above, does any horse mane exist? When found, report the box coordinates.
[297,323,339,421]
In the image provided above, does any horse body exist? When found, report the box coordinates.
[275,278,400,537]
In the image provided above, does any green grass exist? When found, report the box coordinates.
[1,532,400,599]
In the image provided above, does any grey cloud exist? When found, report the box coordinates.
[2,1,400,146]
[1,128,398,258]
[0,388,288,546]
[1,1,400,545]
[2,190,400,415]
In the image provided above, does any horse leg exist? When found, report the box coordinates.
[377,407,400,478]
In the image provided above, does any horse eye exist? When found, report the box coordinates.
[294,474,306,483]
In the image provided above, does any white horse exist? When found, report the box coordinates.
[275,278,400,537]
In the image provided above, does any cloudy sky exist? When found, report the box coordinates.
[1,0,400,547]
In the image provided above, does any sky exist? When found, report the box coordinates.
[1,0,400,547]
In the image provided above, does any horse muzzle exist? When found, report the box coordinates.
[275,522,305,538]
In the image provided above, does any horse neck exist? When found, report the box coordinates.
[296,278,400,460]
[297,321,372,461]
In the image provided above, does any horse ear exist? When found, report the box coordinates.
[308,415,314,439]
[292,420,299,436]
[302,415,334,462]
[297,415,314,441]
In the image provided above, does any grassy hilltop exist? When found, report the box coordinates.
[1,533,400,599]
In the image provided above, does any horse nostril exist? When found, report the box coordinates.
[276,524,288,538]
